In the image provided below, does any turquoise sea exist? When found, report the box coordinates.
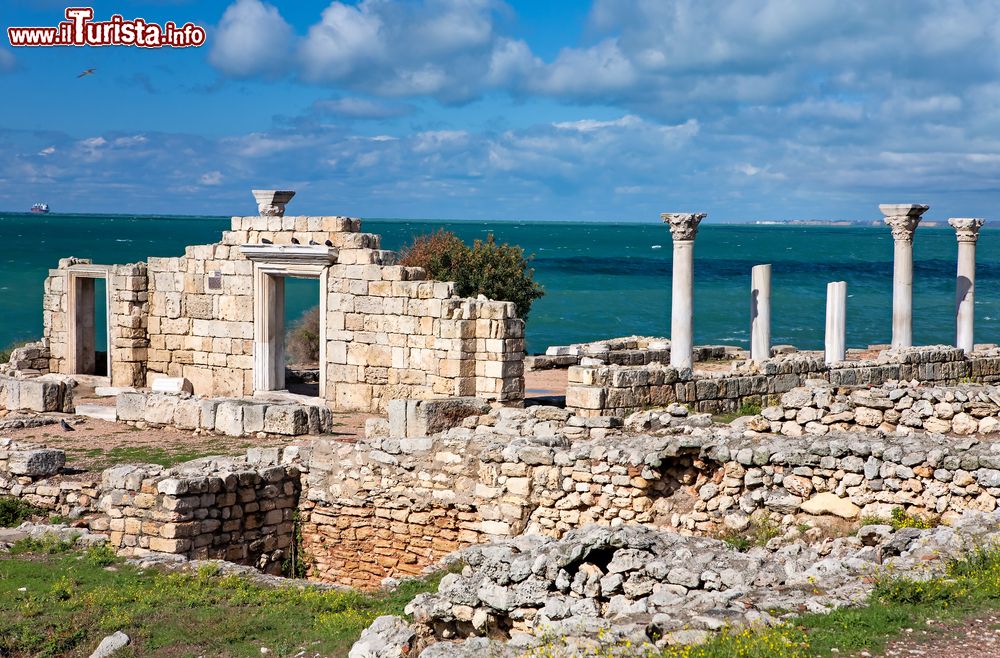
[1,212,998,355]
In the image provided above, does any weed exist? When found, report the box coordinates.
[717,518,781,552]
[0,496,42,527]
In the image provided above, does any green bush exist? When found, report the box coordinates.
[0,497,42,527]
[400,229,544,319]
[285,306,320,365]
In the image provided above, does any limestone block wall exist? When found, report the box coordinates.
[98,450,303,574]
[42,259,149,387]
[114,391,335,437]
[144,214,524,411]
[0,374,75,413]
[567,346,1000,417]
[0,340,51,377]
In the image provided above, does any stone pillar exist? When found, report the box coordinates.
[662,212,706,369]
[949,217,985,354]
[750,264,771,362]
[825,281,847,364]
[880,204,929,348]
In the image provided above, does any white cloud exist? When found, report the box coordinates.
[313,97,414,119]
[38,146,56,156]
[209,0,294,78]
[200,171,223,185]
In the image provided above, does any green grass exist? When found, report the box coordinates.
[716,517,781,552]
[860,507,938,531]
[713,402,763,424]
[0,542,455,657]
[0,497,43,527]
[74,444,248,469]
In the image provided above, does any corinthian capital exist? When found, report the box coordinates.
[252,189,296,217]
[661,212,707,241]
[879,203,929,242]
[949,217,985,243]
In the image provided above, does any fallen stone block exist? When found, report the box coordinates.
[151,377,193,395]
[214,401,246,436]
[8,448,65,476]
[263,405,309,435]
[116,392,147,422]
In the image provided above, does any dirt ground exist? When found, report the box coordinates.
[0,369,566,471]
[871,610,1000,657]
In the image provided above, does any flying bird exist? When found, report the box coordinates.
[77,68,96,78]
[60,419,75,432]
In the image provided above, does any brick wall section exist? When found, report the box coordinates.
[42,259,149,387]
[566,346,1000,417]
[299,437,489,588]
[97,450,303,574]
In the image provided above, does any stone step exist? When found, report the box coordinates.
[75,403,117,422]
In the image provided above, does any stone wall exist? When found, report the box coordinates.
[296,399,1000,588]
[98,448,304,573]
[0,340,51,377]
[0,374,75,413]
[115,391,335,437]
[0,439,99,516]
[43,259,149,387]
[566,345,1000,417]
[36,211,525,413]
[757,381,1000,436]
[528,336,733,371]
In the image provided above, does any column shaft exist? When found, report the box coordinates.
[825,281,847,364]
[891,239,913,348]
[671,240,694,368]
[750,264,771,362]
[950,217,985,354]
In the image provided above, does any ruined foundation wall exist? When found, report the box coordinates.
[98,450,304,574]
[0,439,99,517]
[567,346,1000,417]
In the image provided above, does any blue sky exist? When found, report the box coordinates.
[1,0,998,222]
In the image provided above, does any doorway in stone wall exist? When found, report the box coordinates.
[67,265,111,379]
[284,277,321,397]
[242,244,334,401]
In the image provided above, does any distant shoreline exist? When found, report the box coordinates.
[0,211,963,228]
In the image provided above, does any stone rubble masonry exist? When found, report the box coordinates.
[386,397,491,439]
[0,340,51,378]
[43,259,150,387]
[115,391,334,437]
[297,396,1000,588]
[757,380,1000,437]
[0,373,75,413]
[0,438,100,517]
[566,345,1000,417]
[97,447,306,574]
[529,336,734,371]
[41,214,525,413]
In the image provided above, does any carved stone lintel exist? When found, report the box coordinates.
[879,203,929,242]
[661,212,707,241]
[252,189,296,217]
[949,217,985,243]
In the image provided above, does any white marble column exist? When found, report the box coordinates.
[750,264,771,362]
[949,217,985,354]
[662,212,706,369]
[880,204,929,348]
[825,281,847,364]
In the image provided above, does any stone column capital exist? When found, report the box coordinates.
[879,203,929,242]
[948,217,985,243]
[661,212,707,241]
[252,189,296,217]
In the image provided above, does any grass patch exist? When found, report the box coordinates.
[861,506,938,530]
[0,497,43,527]
[77,445,237,469]
[713,402,763,424]
[0,545,456,657]
[716,517,781,552]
